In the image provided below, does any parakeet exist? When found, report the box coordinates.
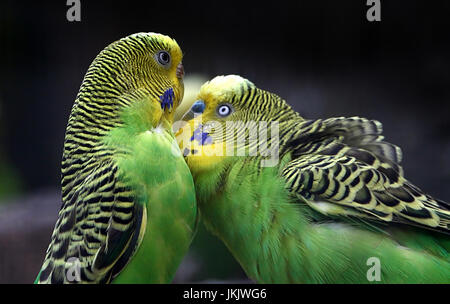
[176,75,450,283]
[35,32,197,284]
[172,74,245,282]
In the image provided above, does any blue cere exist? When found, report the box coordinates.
[160,88,174,110]
[191,100,206,114]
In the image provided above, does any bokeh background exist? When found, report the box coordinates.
[0,0,449,283]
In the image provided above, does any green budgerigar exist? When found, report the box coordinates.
[176,75,450,283]
[35,33,197,283]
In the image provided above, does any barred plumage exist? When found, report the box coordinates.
[36,33,197,283]
[280,117,449,232]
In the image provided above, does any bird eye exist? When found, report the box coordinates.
[217,104,232,117]
[156,51,171,66]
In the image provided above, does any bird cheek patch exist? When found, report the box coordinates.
[159,88,174,111]
[190,124,213,146]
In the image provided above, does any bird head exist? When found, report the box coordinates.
[175,75,298,173]
[74,32,184,132]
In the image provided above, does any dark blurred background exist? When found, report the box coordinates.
[0,0,449,283]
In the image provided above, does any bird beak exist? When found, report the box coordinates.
[181,109,196,122]
[176,63,184,79]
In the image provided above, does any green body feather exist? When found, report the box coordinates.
[199,157,449,283]
[107,101,197,283]
[179,75,450,283]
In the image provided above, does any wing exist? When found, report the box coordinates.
[36,156,145,283]
[281,117,450,233]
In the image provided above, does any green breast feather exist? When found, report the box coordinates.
[109,109,197,283]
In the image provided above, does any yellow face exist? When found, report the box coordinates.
[141,33,185,121]
[105,33,185,124]
[175,118,228,173]
[175,75,251,173]
[146,33,185,107]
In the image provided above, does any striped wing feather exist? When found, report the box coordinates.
[282,117,450,233]
[37,158,144,283]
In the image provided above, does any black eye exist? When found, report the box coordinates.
[157,51,171,66]
[217,104,232,117]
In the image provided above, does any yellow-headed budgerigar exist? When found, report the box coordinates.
[35,33,197,283]
[176,75,450,283]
